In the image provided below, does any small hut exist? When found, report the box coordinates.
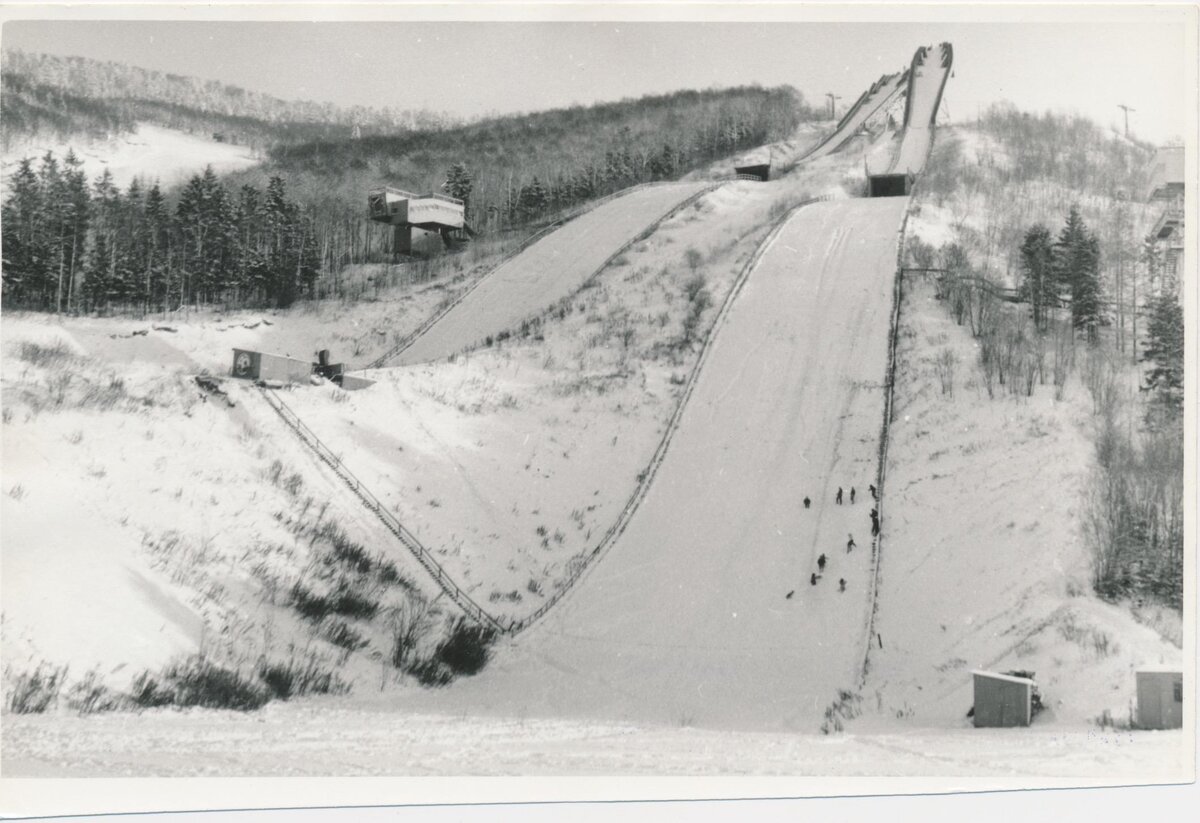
[972,670,1036,728]
[1136,668,1183,730]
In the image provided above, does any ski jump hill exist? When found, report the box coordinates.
[388,44,955,730]
[364,50,932,371]
[368,182,717,368]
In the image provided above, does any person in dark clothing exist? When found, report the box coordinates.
[786,590,795,600]
[847,534,856,552]
[803,496,811,509]
[839,578,846,592]
[871,517,880,537]
[835,487,843,505]
[869,484,877,500]
[818,553,827,571]
[810,572,819,586]
[850,487,856,504]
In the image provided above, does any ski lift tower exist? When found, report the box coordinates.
[367,187,469,257]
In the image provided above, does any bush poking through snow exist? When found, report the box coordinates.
[130,657,270,712]
[436,618,497,676]
[66,670,129,714]
[4,664,68,714]
[290,580,380,622]
[820,689,863,735]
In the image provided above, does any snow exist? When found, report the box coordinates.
[1,123,259,191]
[371,197,911,731]
[393,182,716,366]
[1,702,1186,780]
[860,276,1183,728]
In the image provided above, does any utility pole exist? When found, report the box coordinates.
[1117,104,1135,138]
[825,93,842,120]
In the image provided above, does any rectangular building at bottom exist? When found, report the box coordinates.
[972,670,1035,728]
[1136,669,1183,730]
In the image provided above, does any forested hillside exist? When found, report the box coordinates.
[906,105,1183,613]
[249,84,815,268]
[1,50,459,151]
[2,55,815,315]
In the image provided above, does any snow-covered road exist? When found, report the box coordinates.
[392,182,715,366]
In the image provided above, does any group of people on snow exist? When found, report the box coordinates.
[796,481,883,597]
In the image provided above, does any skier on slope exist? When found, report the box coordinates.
[839,578,847,593]
[847,534,856,552]
[810,572,819,586]
[850,487,856,504]
[818,553,827,571]
[869,484,878,501]
[803,496,811,509]
[835,487,843,505]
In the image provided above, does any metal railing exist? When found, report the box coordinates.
[858,202,911,689]
[256,385,510,633]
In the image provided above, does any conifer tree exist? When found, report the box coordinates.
[1019,223,1055,329]
[1142,290,1184,416]
[1055,205,1102,342]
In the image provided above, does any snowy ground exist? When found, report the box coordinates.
[1,701,1185,780]
[1,123,259,191]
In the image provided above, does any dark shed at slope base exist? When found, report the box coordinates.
[868,173,912,197]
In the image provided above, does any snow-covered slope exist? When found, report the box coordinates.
[390,182,716,366]
[1,123,259,190]
[389,196,909,731]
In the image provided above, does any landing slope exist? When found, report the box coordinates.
[392,182,713,367]
[410,197,909,730]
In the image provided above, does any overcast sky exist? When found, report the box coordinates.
[1,17,1190,143]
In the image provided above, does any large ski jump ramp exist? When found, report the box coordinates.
[389,182,714,367]
[889,44,953,174]
[408,197,910,730]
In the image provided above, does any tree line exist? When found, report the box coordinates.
[251,84,813,270]
[2,50,462,151]
[2,152,319,313]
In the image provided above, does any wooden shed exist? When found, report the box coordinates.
[972,670,1035,728]
[1136,668,1183,730]
[230,348,313,384]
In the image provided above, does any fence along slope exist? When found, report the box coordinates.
[255,386,507,632]
[384,181,718,368]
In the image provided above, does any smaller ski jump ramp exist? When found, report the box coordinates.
[798,71,906,164]
[390,182,714,367]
